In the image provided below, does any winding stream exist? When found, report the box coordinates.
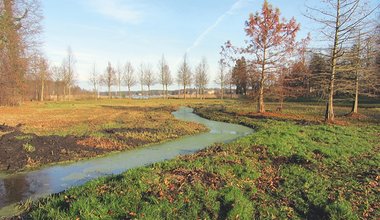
[0,107,253,217]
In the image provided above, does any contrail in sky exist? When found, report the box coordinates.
[185,0,245,54]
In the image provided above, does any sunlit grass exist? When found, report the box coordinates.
[22,100,379,219]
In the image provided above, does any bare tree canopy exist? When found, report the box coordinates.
[158,55,172,99]
[143,64,155,98]
[61,47,76,100]
[89,63,99,99]
[215,60,226,100]
[177,54,192,99]
[194,57,209,100]
[123,61,136,99]
[101,61,116,99]
[305,0,379,122]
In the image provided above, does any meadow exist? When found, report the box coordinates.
[2,99,379,219]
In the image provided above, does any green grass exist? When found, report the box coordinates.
[22,143,35,153]
[22,103,380,219]
[15,135,34,141]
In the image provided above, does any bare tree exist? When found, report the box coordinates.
[194,58,209,99]
[342,30,378,114]
[89,64,99,99]
[177,54,192,99]
[143,64,155,98]
[123,61,136,99]
[116,63,123,98]
[138,63,145,97]
[305,0,379,122]
[158,55,172,99]
[50,65,60,100]
[37,56,49,101]
[62,47,76,101]
[225,69,234,98]
[215,60,227,99]
[102,62,116,99]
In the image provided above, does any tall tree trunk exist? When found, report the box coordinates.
[183,85,186,99]
[40,79,44,101]
[221,84,224,100]
[128,86,132,99]
[108,85,111,99]
[352,72,359,113]
[230,84,233,99]
[148,85,150,98]
[162,85,165,99]
[63,86,66,100]
[68,86,71,101]
[258,47,266,113]
[56,83,59,101]
[165,85,168,99]
[325,0,340,122]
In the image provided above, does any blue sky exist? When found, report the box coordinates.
[41,0,378,90]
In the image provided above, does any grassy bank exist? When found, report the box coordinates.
[19,102,379,219]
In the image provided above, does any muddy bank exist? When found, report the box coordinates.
[0,127,111,172]
[0,123,205,173]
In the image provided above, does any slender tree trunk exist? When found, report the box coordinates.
[162,85,165,99]
[63,86,67,101]
[40,81,44,101]
[183,85,186,99]
[221,83,224,100]
[68,86,71,101]
[56,83,59,101]
[148,85,150,98]
[352,72,359,114]
[230,84,233,99]
[35,84,38,100]
[108,85,111,99]
[128,86,131,99]
[165,85,168,99]
[258,47,266,113]
[325,0,340,122]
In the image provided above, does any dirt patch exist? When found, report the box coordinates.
[164,168,225,190]
[345,112,368,120]
[0,123,14,132]
[0,128,111,172]
[143,168,225,204]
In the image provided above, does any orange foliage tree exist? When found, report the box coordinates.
[243,0,300,113]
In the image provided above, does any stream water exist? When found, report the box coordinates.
[0,107,253,217]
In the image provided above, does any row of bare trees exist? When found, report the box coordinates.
[221,0,379,122]
[89,55,236,99]
[26,47,78,101]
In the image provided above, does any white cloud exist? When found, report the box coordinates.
[186,0,245,54]
[86,0,143,24]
